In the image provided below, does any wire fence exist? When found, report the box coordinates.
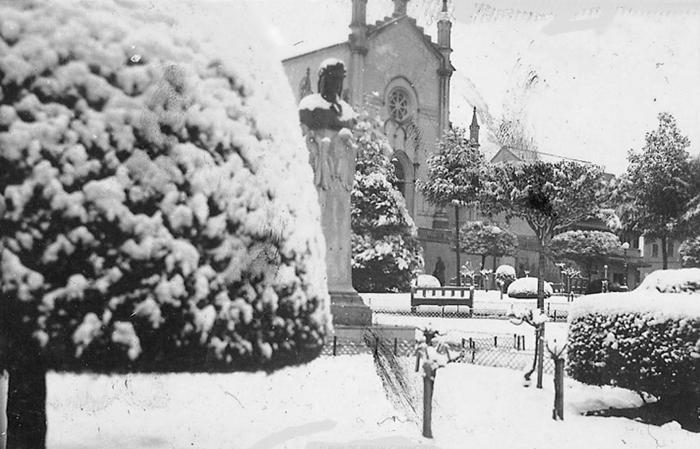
[370,305,570,323]
[321,333,557,375]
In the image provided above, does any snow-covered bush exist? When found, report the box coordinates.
[680,237,700,268]
[568,291,700,417]
[507,277,553,299]
[0,0,330,372]
[413,274,441,289]
[495,264,516,291]
[636,268,700,293]
[351,112,423,292]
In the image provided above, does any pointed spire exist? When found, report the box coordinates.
[470,107,480,146]
[442,0,448,13]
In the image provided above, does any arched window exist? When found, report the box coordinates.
[392,157,406,197]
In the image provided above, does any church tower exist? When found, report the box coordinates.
[470,106,480,146]
[437,0,453,135]
[348,0,368,106]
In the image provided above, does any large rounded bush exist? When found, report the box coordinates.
[568,290,700,422]
[0,0,330,371]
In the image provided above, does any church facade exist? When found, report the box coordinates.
[282,0,466,280]
[282,0,453,230]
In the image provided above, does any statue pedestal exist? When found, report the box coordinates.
[303,126,372,326]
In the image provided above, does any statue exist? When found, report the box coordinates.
[300,59,357,192]
[298,59,370,326]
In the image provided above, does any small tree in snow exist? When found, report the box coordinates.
[617,113,693,269]
[418,127,485,286]
[458,221,517,270]
[351,113,423,292]
[458,221,517,288]
[479,160,608,388]
[550,230,622,284]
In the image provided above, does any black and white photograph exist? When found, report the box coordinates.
[0,0,699,448]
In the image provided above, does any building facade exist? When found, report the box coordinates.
[281,0,674,292]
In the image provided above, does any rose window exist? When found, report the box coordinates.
[388,89,410,122]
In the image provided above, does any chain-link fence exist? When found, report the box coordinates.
[321,333,557,374]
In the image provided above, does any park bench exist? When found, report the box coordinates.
[410,286,474,313]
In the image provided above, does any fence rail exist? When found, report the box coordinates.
[321,334,557,375]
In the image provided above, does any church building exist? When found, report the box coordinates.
[282,0,465,277]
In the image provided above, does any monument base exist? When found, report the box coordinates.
[330,290,372,326]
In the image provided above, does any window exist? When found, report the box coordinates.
[391,158,406,197]
[668,241,674,257]
[388,88,410,122]
[652,243,659,258]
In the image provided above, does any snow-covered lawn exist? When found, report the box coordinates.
[47,356,415,449]
[44,355,699,449]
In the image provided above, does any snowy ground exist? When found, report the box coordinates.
[44,355,699,449]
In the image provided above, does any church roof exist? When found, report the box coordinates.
[282,14,455,71]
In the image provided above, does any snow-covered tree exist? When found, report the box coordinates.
[479,160,607,388]
[550,230,622,284]
[458,221,517,271]
[351,113,423,292]
[418,127,485,285]
[679,237,700,268]
[0,2,330,446]
[616,113,693,269]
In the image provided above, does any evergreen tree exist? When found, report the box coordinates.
[679,237,700,268]
[0,2,329,446]
[418,127,485,285]
[617,113,693,269]
[351,113,423,292]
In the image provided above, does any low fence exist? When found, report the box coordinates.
[321,333,557,375]
[370,304,570,323]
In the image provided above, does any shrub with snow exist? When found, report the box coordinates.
[413,274,441,289]
[680,237,700,268]
[495,264,516,291]
[636,268,700,293]
[507,277,553,299]
[568,290,700,420]
[0,0,330,372]
[351,112,423,293]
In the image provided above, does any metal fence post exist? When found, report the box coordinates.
[333,336,337,356]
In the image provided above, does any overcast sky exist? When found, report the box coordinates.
[241,0,700,174]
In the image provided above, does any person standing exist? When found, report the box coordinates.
[432,257,446,286]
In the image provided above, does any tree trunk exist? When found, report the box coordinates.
[6,338,47,449]
[537,245,546,389]
[661,236,668,270]
[455,206,461,286]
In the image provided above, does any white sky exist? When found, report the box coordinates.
[240,0,700,174]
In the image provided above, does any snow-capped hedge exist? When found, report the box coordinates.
[495,264,516,292]
[507,277,553,299]
[0,1,329,371]
[568,290,700,408]
[634,268,700,293]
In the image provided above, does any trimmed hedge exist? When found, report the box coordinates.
[568,292,700,410]
[0,0,330,373]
